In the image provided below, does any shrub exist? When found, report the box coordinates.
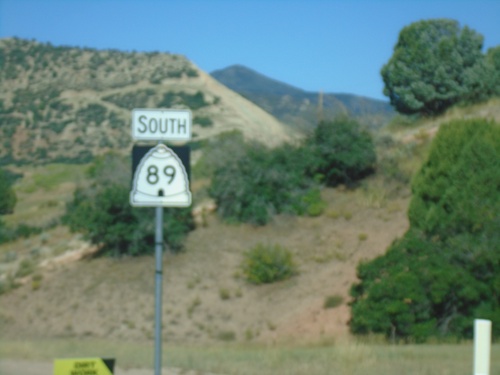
[208,117,375,225]
[158,91,209,110]
[108,111,126,129]
[14,224,42,238]
[358,233,368,241]
[219,288,231,300]
[64,153,194,256]
[210,141,317,225]
[193,130,246,179]
[324,295,344,309]
[242,244,297,284]
[32,274,43,291]
[0,275,17,295]
[307,118,376,187]
[47,121,70,134]
[0,168,17,214]
[103,89,155,109]
[299,188,326,217]
[194,116,213,127]
[184,67,199,78]
[16,258,35,278]
[0,220,48,245]
[76,103,107,125]
[217,330,236,341]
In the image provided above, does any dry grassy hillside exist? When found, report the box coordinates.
[387,97,500,142]
[1,62,499,345]
[0,184,410,344]
[0,38,293,164]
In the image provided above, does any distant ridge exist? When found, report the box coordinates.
[211,65,305,97]
[211,64,395,131]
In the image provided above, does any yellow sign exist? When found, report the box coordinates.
[54,358,114,375]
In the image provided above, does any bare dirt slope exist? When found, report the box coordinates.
[0,184,409,345]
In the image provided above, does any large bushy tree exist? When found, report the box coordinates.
[350,119,500,341]
[381,19,486,115]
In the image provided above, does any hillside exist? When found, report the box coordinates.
[0,38,293,165]
[1,99,496,345]
[1,32,500,349]
[0,179,410,344]
[211,65,395,132]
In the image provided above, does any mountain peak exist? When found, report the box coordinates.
[211,65,305,96]
[211,65,394,131]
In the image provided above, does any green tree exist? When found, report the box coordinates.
[350,119,500,341]
[381,19,485,115]
[308,118,376,186]
[485,46,500,97]
[409,119,500,238]
[461,45,500,103]
[64,154,194,256]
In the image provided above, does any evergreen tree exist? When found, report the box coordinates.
[350,119,500,341]
[381,19,485,115]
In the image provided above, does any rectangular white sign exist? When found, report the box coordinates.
[474,319,491,375]
[132,108,192,142]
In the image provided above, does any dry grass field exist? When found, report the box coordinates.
[1,338,499,375]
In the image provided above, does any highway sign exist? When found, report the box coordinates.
[54,358,115,375]
[129,108,193,375]
[131,108,192,142]
[132,145,190,180]
[130,144,191,207]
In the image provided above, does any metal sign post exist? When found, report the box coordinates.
[130,108,192,375]
[154,206,163,375]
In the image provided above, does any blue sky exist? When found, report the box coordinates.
[1,0,499,101]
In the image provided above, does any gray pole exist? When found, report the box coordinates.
[154,206,163,375]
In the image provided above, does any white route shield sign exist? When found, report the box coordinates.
[130,144,191,207]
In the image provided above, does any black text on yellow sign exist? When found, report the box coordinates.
[53,358,114,375]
